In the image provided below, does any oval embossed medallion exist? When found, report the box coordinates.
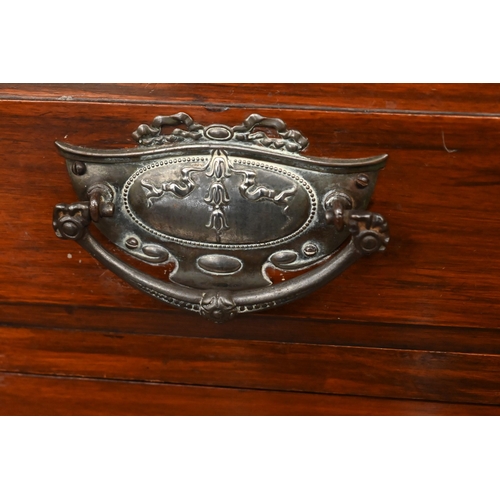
[197,254,243,275]
[123,150,316,249]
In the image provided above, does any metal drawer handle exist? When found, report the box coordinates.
[53,113,389,322]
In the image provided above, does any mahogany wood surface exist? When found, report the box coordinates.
[1,326,500,405]
[2,373,500,416]
[1,84,500,115]
[3,302,500,355]
[0,84,499,415]
[1,101,499,328]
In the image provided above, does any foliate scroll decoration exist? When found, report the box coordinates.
[132,113,204,146]
[140,150,298,242]
[231,114,309,152]
[199,290,238,323]
[132,113,309,152]
[233,157,297,212]
[53,112,389,322]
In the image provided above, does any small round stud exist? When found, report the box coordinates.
[71,161,86,176]
[303,243,319,257]
[125,237,140,249]
[355,174,370,189]
[62,221,79,237]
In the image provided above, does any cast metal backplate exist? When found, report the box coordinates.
[53,113,389,322]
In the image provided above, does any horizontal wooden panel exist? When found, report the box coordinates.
[2,326,500,405]
[1,372,499,416]
[2,302,500,355]
[1,84,500,115]
[1,101,499,331]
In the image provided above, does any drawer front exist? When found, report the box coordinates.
[1,84,499,415]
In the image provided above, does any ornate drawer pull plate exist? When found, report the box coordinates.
[53,113,389,322]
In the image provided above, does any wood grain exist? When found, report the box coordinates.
[2,372,499,416]
[1,85,499,414]
[1,101,499,329]
[1,84,500,115]
[2,302,500,355]
[1,326,500,405]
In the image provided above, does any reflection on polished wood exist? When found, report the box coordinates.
[1,84,499,415]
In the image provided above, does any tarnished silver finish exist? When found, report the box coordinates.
[53,113,389,322]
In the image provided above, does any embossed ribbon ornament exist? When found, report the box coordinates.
[53,113,389,322]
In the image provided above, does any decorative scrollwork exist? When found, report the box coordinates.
[132,113,309,152]
[232,162,297,213]
[232,114,309,152]
[132,113,204,146]
[199,290,237,323]
[55,112,389,321]
[140,150,298,242]
[141,161,207,206]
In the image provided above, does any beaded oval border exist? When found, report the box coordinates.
[122,154,318,250]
